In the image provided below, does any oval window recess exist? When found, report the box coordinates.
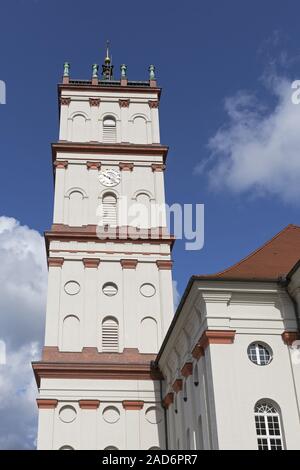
[103,406,120,424]
[64,281,80,296]
[145,406,162,424]
[140,283,156,298]
[102,282,118,296]
[59,405,77,423]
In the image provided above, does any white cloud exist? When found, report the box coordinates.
[0,217,47,449]
[196,75,300,204]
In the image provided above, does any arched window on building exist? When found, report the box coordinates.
[193,362,199,386]
[183,380,187,402]
[102,316,119,352]
[102,192,117,227]
[103,116,117,143]
[254,401,285,450]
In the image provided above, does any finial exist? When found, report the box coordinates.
[105,40,111,63]
[149,65,156,80]
[102,41,114,80]
[63,62,70,77]
[120,64,127,78]
[92,64,99,78]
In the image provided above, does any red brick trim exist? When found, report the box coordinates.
[119,162,134,171]
[201,330,236,348]
[192,343,205,360]
[163,392,174,409]
[148,100,159,108]
[181,362,193,378]
[151,163,165,172]
[87,161,101,170]
[282,331,300,345]
[36,399,58,409]
[192,330,236,360]
[120,259,138,269]
[60,97,71,106]
[156,260,173,270]
[54,160,68,169]
[122,401,144,410]
[82,258,100,268]
[48,257,64,267]
[79,400,100,410]
[89,98,100,107]
[52,143,169,164]
[172,379,183,393]
[119,99,130,108]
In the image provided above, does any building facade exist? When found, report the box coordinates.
[33,54,174,450]
[33,53,300,450]
[157,225,300,450]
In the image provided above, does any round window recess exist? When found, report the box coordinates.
[59,405,77,423]
[140,283,156,298]
[247,342,273,366]
[64,281,80,296]
[103,406,120,424]
[102,282,118,297]
[145,406,162,424]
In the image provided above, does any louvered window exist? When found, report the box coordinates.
[102,317,119,352]
[103,117,117,143]
[102,193,117,226]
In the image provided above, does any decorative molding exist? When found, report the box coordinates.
[201,292,232,304]
[122,401,144,410]
[156,260,173,270]
[192,343,205,360]
[120,259,138,269]
[59,83,161,98]
[151,163,165,172]
[119,162,134,172]
[89,98,100,107]
[119,99,130,108]
[181,362,193,378]
[87,161,101,170]
[193,330,236,359]
[36,399,58,409]
[48,257,64,268]
[32,361,162,387]
[172,379,183,393]
[79,400,100,410]
[53,160,68,169]
[60,97,71,106]
[163,392,174,409]
[82,258,100,268]
[282,331,300,345]
[148,100,159,109]
[52,143,169,164]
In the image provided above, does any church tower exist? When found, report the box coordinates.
[33,49,175,450]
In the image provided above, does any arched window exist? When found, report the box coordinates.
[174,394,178,414]
[59,445,74,450]
[103,116,117,143]
[62,315,80,352]
[104,446,118,450]
[69,190,84,226]
[72,114,87,142]
[101,192,117,227]
[254,401,284,450]
[102,316,119,352]
[140,317,158,353]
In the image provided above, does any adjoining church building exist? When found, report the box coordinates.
[32,51,300,450]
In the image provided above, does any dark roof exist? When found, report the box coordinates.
[195,224,300,281]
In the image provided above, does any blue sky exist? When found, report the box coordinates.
[1,0,300,296]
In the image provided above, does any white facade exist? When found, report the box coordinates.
[34,67,174,450]
[158,278,300,450]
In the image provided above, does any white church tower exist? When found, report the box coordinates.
[33,48,174,450]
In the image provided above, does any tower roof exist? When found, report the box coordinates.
[196,224,300,281]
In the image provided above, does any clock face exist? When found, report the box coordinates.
[98,169,121,187]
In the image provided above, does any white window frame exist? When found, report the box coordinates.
[248,342,272,366]
[254,402,285,450]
